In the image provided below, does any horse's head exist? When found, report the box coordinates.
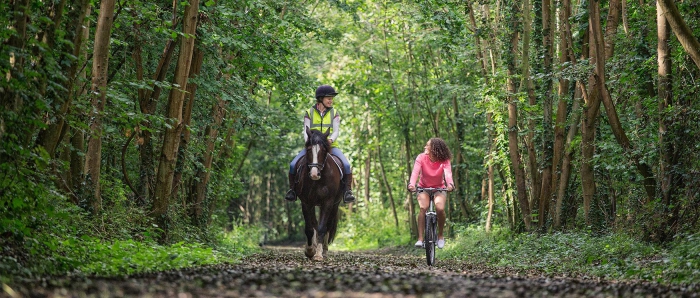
[305,127,330,180]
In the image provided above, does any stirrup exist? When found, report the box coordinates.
[285,189,296,202]
[343,190,355,203]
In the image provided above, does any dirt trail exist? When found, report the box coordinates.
[6,245,695,297]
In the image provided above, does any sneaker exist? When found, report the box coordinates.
[437,238,445,249]
[414,240,424,248]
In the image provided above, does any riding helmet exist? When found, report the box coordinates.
[315,85,338,99]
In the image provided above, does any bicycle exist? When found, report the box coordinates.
[414,187,447,266]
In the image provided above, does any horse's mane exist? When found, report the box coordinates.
[306,129,330,152]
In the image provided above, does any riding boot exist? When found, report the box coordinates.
[343,173,355,203]
[285,173,297,202]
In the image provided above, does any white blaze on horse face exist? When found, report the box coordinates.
[310,144,320,180]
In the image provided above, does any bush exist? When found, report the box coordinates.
[442,224,700,285]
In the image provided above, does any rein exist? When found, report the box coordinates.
[307,152,330,173]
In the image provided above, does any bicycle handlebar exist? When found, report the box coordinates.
[411,187,449,193]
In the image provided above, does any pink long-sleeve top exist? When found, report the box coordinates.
[408,153,454,188]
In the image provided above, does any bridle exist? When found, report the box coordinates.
[307,144,329,178]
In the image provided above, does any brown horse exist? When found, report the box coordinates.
[292,127,344,261]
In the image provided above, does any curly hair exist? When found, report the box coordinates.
[429,137,452,162]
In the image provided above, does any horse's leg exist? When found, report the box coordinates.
[313,205,332,261]
[322,232,329,258]
[301,203,318,260]
[306,229,318,260]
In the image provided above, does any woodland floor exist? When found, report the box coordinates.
[5,243,697,297]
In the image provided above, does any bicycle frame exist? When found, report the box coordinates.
[415,187,446,266]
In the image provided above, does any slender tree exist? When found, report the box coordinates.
[581,0,605,224]
[522,0,541,214]
[551,0,571,229]
[84,0,116,214]
[153,0,200,238]
[538,0,555,227]
[654,0,685,242]
[173,41,205,200]
[504,0,531,231]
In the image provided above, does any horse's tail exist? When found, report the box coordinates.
[326,203,340,244]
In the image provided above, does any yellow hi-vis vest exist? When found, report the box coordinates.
[306,106,338,147]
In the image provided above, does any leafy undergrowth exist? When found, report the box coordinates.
[65,226,262,277]
[1,174,261,284]
[438,225,700,285]
[0,226,262,283]
[331,206,411,251]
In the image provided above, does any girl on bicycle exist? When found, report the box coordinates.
[407,137,454,249]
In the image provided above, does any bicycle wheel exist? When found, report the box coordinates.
[425,214,436,266]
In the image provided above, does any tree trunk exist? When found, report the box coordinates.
[265,171,272,231]
[522,0,541,216]
[486,113,495,232]
[486,158,494,232]
[84,0,116,214]
[555,84,583,228]
[555,8,589,229]
[581,0,606,224]
[657,0,700,70]
[173,43,204,200]
[621,0,629,36]
[364,149,371,206]
[505,0,531,231]
[604,0,621,59]
[551,0,571,229]
[153,0,200,239]
[136,21,180,202]
[657,0,672,202]
[538,0,555,228]
[657,1,679,211]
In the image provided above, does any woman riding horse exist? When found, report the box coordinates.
[285,85,355,203]
[295,127,344,260]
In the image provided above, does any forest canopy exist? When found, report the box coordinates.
[2,0,700,279]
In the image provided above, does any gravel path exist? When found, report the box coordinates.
[6,245,697,297]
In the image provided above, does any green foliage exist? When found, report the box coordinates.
[442,225,700,284]
[59,226,261,277]
[332,206,411,250]
[0,164,258,282]
[1,210,261,282]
